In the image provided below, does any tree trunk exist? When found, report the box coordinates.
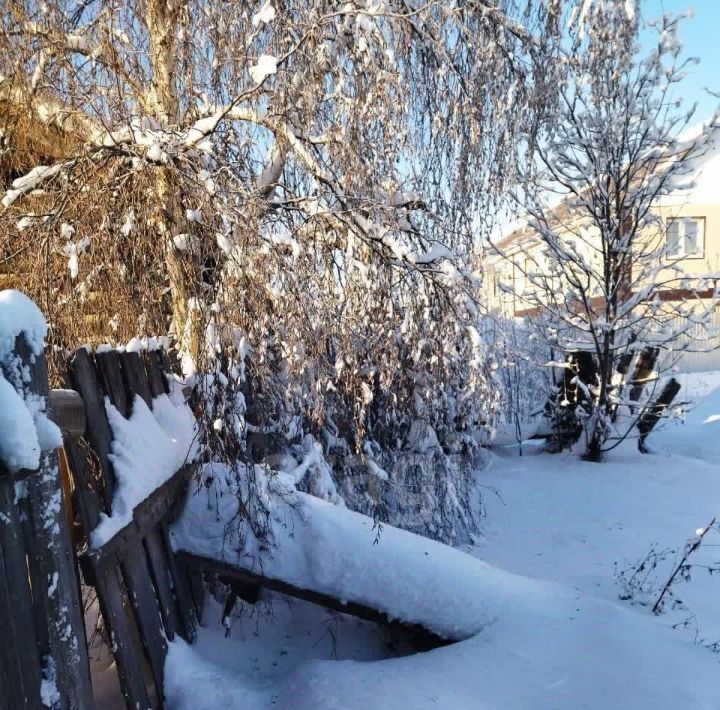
[151,166,204,368]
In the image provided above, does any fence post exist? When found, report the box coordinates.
[0,303,93,709]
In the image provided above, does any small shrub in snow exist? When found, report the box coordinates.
[616,518,720,649]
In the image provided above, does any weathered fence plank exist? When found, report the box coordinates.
[144,530,181,641]
[67,348,116,506]
[160,521,199,640]
[120,350,153,408]
[96,349,131,418]
[145,351,169,397]
[94,565,154,709]
[15,337,94,710]
[0,537,31,710]
[638,377,682,451]
[121,541,168,693]
[0,472,43,706]
[0,475,42,709]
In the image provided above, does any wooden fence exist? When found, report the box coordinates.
[1,301,445,709]
[64,346,202,709]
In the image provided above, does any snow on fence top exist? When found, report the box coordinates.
[91,385,199,547]
[0,289,48,358]
[0,290,61,472]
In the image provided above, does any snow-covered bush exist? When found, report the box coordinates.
[188,272,501,543]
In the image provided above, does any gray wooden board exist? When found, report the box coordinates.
[144,351,168,398]
[94,565,153,709]
[0,537,29,709]
[67,348,116,506]
[177,552,448,651]
[144,529,181,641]
[96,350,131,418]
[121,541,168,694]
[160,521,198,641]
[0,473,42,708]
[120,351,153,408]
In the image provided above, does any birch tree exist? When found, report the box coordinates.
[0,0,573,538]
[1,1,562,359]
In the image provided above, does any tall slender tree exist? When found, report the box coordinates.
[495,2,719,460]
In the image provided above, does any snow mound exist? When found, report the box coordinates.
[0,290,60,473]
[0,289,48,357]
[165,639,267,710]
[271,591,718,710]
[0,375,42,471]
[172,462,553,640]
[652,379,720,462]
[168,456,720,709]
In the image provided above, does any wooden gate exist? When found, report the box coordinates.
[64,346,201,709]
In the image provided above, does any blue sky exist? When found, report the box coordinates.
[642,0,719,122]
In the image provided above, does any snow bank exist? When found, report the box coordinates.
[0,290,60,473]
[271,591,719,710]
[172,462,551,640]
[91,392,198,547]
[165,639,267,710]
[166,440,720,710]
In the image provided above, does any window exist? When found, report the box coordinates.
[666,217,705,259]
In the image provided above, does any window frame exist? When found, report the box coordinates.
[665,216,706,260]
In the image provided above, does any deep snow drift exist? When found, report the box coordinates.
[163,377,720,710]
[171,461,543,641]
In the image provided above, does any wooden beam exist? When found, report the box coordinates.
[176,551,449,651]
[81,464,196,575]
[49,388,86,439]
[638,378,682,451]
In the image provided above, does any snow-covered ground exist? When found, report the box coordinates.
[162,375,720,709]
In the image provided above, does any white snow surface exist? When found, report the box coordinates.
[165,373,720,709]
[0,289,48,357]
[172,461,531,641]
[0,375,41,472]
[91,391,198,547]
[0,290,60,473]
[249,55,278,85]
[252,1,276,27]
